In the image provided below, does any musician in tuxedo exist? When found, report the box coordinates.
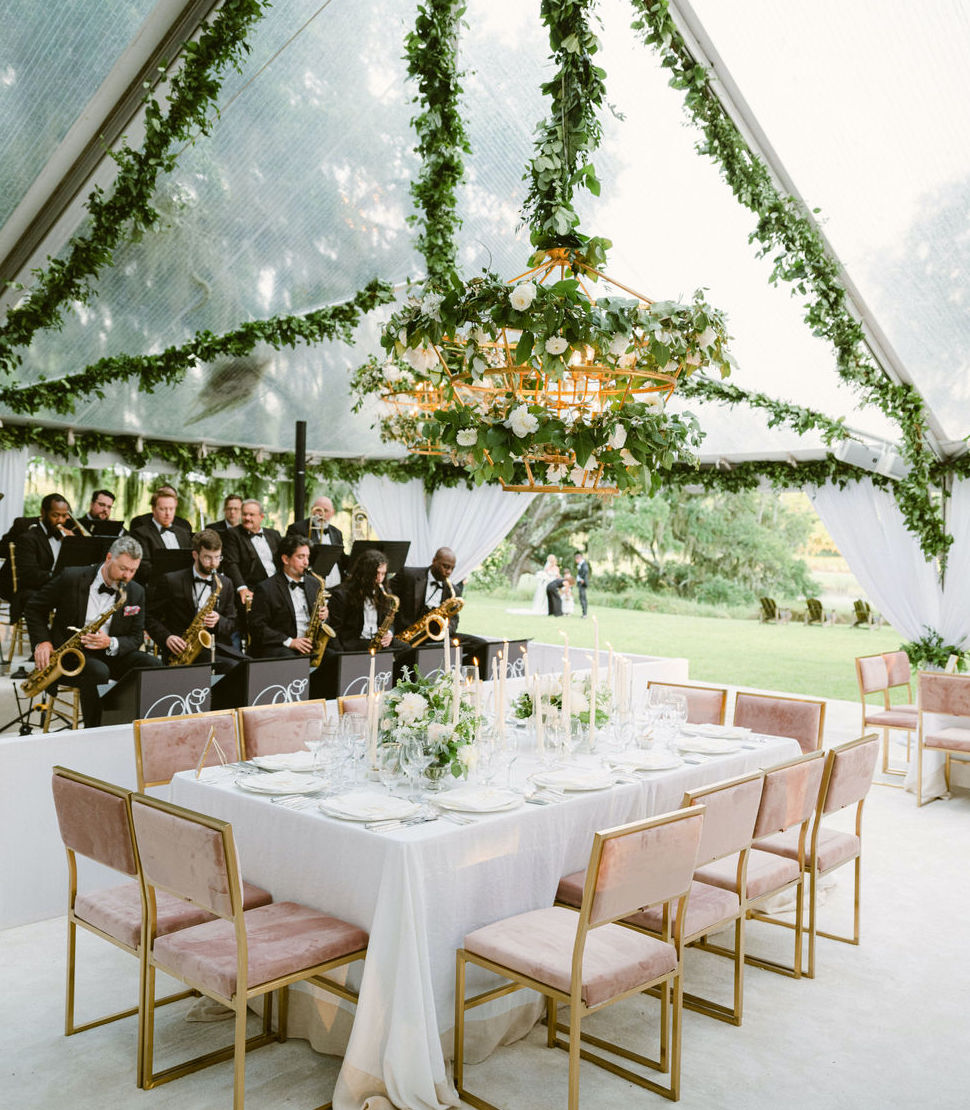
[329,548,407,653]
[24,535,162,728]
[247,534,334,658]
[287,495,345,585]
[209,493,243,533]
[391,546,486,655]
[222,499,282,605]
[130,490,192,583]
[76,489,124,535]
[128,484,193,534]
[7,493,75,619]
[146,529,239,670]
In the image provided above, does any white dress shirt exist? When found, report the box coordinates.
[154,519,180,550]
[361,599,379,639]
[84,570,120,655]
[250,532,277,578]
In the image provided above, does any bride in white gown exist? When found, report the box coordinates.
[531,554,560,614]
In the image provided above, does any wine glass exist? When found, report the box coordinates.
[399,735,435,799]
[303,718,325,770]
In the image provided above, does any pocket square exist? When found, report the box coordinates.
[123,605,141,615]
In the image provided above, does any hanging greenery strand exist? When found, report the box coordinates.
[404,0,472,282]
[523,0,608,249]
[0,280,394,416]
[628,0,948,560]
[0,0,272,375]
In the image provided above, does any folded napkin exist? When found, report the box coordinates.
[680,724,751,740]
[612,751,683,772]
[318,792,419,822]
[532,768,614,791]
[676,735,741,755]
[436,787,521,813]
[252,751,317,772]
[237,771,326,794]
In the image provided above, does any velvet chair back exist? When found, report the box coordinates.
[134,710,241,790]
[733,692,825,754]
[683,772,763,868]
[820,735,879,816]
[51,768,137,876]
[753,750,825,839]
[647,681,727,726]
[238,698,329,758]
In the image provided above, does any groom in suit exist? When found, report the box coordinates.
[24,535,162,728]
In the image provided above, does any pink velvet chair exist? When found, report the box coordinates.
[732,691,825,754]
[337,694,369,718]
[238,697,330,759]
[134,709,241,790]
[646,681,728,726]
[855,652,917,776]
[131,792,368,1106]
[557,770,762,1027]
[756,734,879,977]
[917,672,970,806]
[50,766,271,1084]
[457,806,705,1108]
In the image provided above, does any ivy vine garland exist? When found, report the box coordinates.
[0,0,273,377]
[627,0,947,560]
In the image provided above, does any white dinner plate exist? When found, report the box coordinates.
[532,769,614,792]
[676,736,741,755]
[612,751,683,772]
[318,792,420,822]
[436,788,523,813]
[251,752,318,772]
[680,724,751,740]
[236,772,328,795]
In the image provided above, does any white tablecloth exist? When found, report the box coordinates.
[171,734,800,1110]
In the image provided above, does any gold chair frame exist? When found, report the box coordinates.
[732,689,826,753]
[455,807,703,1110]
[134,793,367,1108]
[917,672,970,807]
[855,652,915,779]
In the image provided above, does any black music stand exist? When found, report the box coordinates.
[393,642,450,683]
[149,549,193,581]
[310,545,343,579]
[210,656,311,710]
[58,536,112,568]
[468,638,531,680]
[100,663,213,726]
[347,540,410,576]
[90,520,124,537]
[314,649,395,700]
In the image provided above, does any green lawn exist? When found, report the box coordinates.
[460,594,902,702]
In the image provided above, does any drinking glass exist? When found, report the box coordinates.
[399,735,435,799]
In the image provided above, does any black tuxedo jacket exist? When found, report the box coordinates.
[24,566,148,657]
[130,520,193,583]
[209,519,232,533]
[391,565,465,635]
[248,571,327,654]
[128,511,193,533]
[222,526,283,592]
[575,559,590,587]
[13,523,61,591]
[146,567,236,656]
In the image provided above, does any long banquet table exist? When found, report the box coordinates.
[171,734,801,1110]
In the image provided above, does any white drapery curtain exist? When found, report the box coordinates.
[354,476,536,583]
[809,477,970,647]
[0,448,29,537]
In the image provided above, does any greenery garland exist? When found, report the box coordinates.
[0,280,394,416]
[404,0,471,283]
[678,375,849,445]
[663,455,891,495]
[627,0,948,560]
[523,0,607,248]
[0,0,272,377]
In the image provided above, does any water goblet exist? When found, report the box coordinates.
[399,735,435,799]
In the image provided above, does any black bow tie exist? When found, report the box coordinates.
[98,583,116,597]
[429,580,441,593]
[159,526,174,534]
[193,576,212,587]
[251,532,264,539]
[289,579,305,591]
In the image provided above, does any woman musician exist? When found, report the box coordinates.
[327,549,407,652]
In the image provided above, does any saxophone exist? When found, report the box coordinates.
[306,570,336,666]
[369,584,400,650]
[22,588,127,697]
[397,578,464,646]
[171,574,222,666]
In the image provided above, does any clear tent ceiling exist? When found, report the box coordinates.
[1,0,968,464]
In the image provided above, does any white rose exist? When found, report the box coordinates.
[384,364,403,382]
[609,424,627,450]
[471,356,487,375]
[427,722,451,744]
[545,336,568,356]
[699,326,717,348]
[570,692,589,714]
[620,448,638,467]
[685,350,702,366]
[507,404,539,438]
[617,351,636,369]
[570,465,588,486]
[462,746,480,771]
[397,692,428,725]
[609,333,629,356]
[643,391,665,408]
[471,328,489,345]
[660,360,679,375]
[421,292,444,320]
[509,281,537,312]
[456,428,478,446]
[404,345,437,373]
[546,463,568,483]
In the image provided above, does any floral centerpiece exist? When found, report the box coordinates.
[379,667,483,779]
[511,672,612,729]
